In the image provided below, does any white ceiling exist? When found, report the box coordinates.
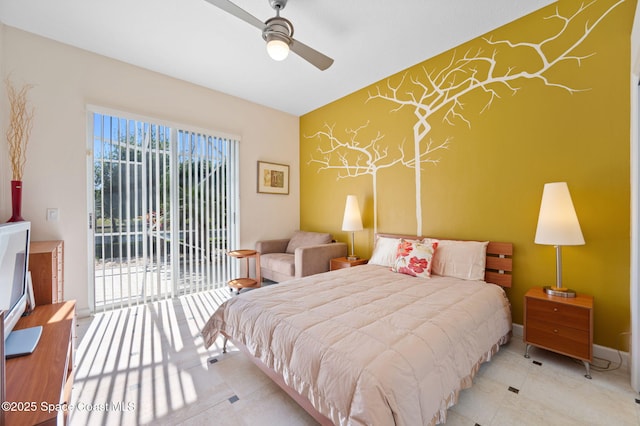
[0,0,554,116]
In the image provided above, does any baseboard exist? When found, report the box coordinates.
[511,323,629,372]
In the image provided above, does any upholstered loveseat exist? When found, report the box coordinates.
[256,230,347,282]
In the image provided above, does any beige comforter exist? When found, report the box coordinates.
[202,264,511,425]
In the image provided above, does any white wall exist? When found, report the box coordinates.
[0,25,301,316]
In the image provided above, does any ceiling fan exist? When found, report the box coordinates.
[204,0,334,71]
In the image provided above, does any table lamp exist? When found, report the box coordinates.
[534,182,585,297]
[342,195,363,261]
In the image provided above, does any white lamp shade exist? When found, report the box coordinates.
[535,182,585,246]
[266,39,289,61]
[342,195,363,232]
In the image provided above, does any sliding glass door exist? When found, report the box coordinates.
[88,110,239,312]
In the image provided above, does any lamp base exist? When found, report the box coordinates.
[347,255,359,261]
[543,285,576,298]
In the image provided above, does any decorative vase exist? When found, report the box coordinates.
[7,180,24,222]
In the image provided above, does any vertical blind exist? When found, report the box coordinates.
[91,112,239,312]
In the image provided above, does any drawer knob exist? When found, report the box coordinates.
[553,329,558,333]
[553,307,558,312]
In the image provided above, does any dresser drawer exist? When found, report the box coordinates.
[525,318,590,360]
[526,297,589,331]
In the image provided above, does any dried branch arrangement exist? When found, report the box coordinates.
[5,78,34,181]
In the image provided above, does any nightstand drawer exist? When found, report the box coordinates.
[525,319,590,360]
[526,297,589,331]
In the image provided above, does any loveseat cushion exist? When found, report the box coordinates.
[285,231,332,254]
[260,253,295,277]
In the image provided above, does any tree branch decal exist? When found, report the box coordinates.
[365,0,623,235]
[305,1,623,236]
[306,122,449,232]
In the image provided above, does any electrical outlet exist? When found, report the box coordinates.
[46,208,59,221]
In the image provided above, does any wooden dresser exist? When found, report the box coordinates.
[5,301,76,425]
[523,287,593,378]
[29,241,64,305]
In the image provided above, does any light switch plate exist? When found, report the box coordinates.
[46,208,59,221]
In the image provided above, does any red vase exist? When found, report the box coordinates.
[7,180,24,222]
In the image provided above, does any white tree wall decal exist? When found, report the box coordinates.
[306,121,450,233]
[308,0,624,235]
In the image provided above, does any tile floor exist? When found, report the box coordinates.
[69,288,640,425]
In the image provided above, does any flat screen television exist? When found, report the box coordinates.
[0,221,41,358]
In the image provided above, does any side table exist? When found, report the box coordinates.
[523,287,593,378]
[330,257,368,271]
[227,249,261,294]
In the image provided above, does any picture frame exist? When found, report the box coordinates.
[257,161,289,195]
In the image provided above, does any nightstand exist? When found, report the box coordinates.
[330,257,368,271]
[523,287,593,378]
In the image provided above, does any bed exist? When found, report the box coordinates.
[202,233,513,425]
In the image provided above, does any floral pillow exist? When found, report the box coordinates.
[391,238,439,278]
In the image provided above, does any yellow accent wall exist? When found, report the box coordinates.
[300,0,634,350]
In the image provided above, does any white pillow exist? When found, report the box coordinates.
[368,236,401,267]
[431,240,489,281]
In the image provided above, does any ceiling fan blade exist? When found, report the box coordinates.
[203,0,266,31]
[290,38,334,71]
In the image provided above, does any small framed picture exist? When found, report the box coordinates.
[257,161,289,195]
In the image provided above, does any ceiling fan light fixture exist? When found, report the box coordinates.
[266,35,290,61]
[263,16,293,62]
[206,0,334,70]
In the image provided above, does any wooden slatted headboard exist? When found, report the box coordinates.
[375,234,513,288]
